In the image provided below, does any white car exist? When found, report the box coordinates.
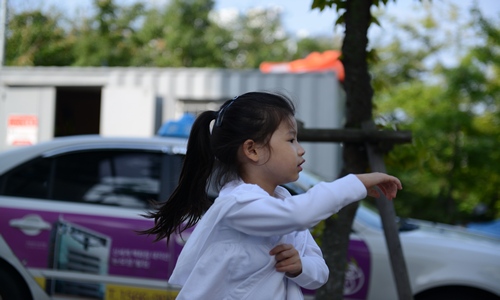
[0,135,499,300]
[286,172,500,300]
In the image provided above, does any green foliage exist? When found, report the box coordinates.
[71,0,146,66]
[214,7,292,68]
[5,10,74,66]
[293,36,340,60]
[5,0,339,68]
[157,0,222,67]
[374,6,500,223]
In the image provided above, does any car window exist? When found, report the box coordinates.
[0,150,165,208]
[355,204,383,230]
[51,151,162,208]
[0,157,51,199]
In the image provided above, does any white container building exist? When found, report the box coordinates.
[0,67,345,180]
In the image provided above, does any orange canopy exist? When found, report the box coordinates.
[259,50,344,81]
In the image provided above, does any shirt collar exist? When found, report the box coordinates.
[218,179,291,200]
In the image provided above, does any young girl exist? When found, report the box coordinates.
[141,91,402,299]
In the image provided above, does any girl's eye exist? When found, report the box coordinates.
[289,139,295,143]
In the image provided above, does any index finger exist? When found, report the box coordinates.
[269,244,293,255]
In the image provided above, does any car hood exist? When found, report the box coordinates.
[467,219,500,239]
[355,204,500,247]
[404,218,500,247]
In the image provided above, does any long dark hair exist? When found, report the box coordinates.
[139,91,296,243]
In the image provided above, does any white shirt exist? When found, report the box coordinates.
[169,174,367,300]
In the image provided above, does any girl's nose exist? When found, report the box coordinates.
[298,143,305,156]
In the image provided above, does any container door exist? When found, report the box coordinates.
[100,86,159,137]
[0,86,55,152]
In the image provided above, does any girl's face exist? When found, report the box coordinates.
[261,117,306,188]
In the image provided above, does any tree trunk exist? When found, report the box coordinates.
[316,0,373,299]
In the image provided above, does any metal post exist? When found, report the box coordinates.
[0,0,7,66]
[363,120,413,300]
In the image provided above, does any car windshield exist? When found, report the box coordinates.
[355,202,385,230]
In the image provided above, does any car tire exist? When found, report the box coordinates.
[0,268,32,300]
[416,286,499,300]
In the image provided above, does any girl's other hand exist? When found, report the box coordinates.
[355,173,402,201]
[269,244,302,277]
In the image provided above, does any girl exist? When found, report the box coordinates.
[141,91,402,299]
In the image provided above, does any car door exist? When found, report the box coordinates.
[0,145,184,299]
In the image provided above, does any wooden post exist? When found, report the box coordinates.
[297,120,412,144]
[363,120,413,300]
[297,119,414,299]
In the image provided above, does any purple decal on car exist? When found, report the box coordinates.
[302,239,370,299]
[1,207,184,280]
[344,239,370,299]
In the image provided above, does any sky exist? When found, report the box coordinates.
[213,0,500,37]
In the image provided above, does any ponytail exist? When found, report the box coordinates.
[140,91,296,243]
[139,111,216,243]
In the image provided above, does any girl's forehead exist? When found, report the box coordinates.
[279,116,297,131]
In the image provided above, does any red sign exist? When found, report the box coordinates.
[8,115,38,126]
[7,114,39,146]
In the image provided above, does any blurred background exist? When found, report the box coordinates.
[1,0,499,231]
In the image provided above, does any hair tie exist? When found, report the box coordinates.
[215,95,239,127]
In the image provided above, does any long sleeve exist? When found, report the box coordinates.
[224,174,367,236]
[170,174,366,300]
[287,230,329,290]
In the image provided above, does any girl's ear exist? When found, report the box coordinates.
[242,139,260,163]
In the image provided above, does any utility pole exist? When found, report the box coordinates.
[0,0,7,66]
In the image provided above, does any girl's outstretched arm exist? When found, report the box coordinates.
[355,173,402,201]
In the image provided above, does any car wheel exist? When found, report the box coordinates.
[0,268,31,300]
[416,286,499,300]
